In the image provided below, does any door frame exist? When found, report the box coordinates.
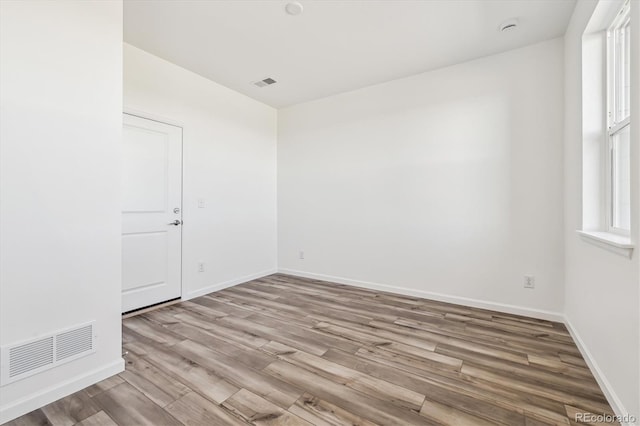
[123,107,185,306]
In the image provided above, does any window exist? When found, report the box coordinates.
[579,0,634,256]
[607,1,631,234]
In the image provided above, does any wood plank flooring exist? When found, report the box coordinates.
[7,274,616,425]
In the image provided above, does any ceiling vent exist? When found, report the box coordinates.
[254,78,277,88]
[1,321,96,385]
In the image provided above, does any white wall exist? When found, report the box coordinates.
[0,1,124,422]
[564,0,640,422]
[124,44,278,300]
[2,3,636,423]
[278,38,565,319]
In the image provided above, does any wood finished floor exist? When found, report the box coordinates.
[8,274,615,426]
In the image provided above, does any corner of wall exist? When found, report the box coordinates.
[564,316,638,426]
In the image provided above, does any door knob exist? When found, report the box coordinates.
[169,220,182,226]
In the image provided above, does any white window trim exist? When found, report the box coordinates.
[605,125,631,237]
[578,0,634,257]
[577,230,634,258]
[605,0,631,236]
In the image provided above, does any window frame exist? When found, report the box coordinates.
[606,0,631,236]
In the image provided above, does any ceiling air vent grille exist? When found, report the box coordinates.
[254,77,277,88]
[1,321,96,386]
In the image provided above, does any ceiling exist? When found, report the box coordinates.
[124,0,576,108]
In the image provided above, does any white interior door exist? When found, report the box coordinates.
[122,113,182,313]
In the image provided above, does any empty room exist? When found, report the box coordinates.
[0,0,639,425]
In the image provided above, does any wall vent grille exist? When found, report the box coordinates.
[56,325,93,361]
[8,337,54,378]
[1,321,95,386]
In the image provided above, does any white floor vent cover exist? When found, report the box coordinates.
[1,321,95,386]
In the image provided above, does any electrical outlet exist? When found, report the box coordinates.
[299,251,304,260]
[198,262,205,272]
[197,198,205,208]
[524,275,535,289]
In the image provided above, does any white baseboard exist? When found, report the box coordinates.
[0,358,124,424]
[278,268,564,322]
[564,317,638,426]
[185,268,278,300]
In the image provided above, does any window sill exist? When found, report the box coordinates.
[576,230,634,258]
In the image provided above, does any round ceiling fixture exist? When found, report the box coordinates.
[285,2,303,16]
[499,18,519,32]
